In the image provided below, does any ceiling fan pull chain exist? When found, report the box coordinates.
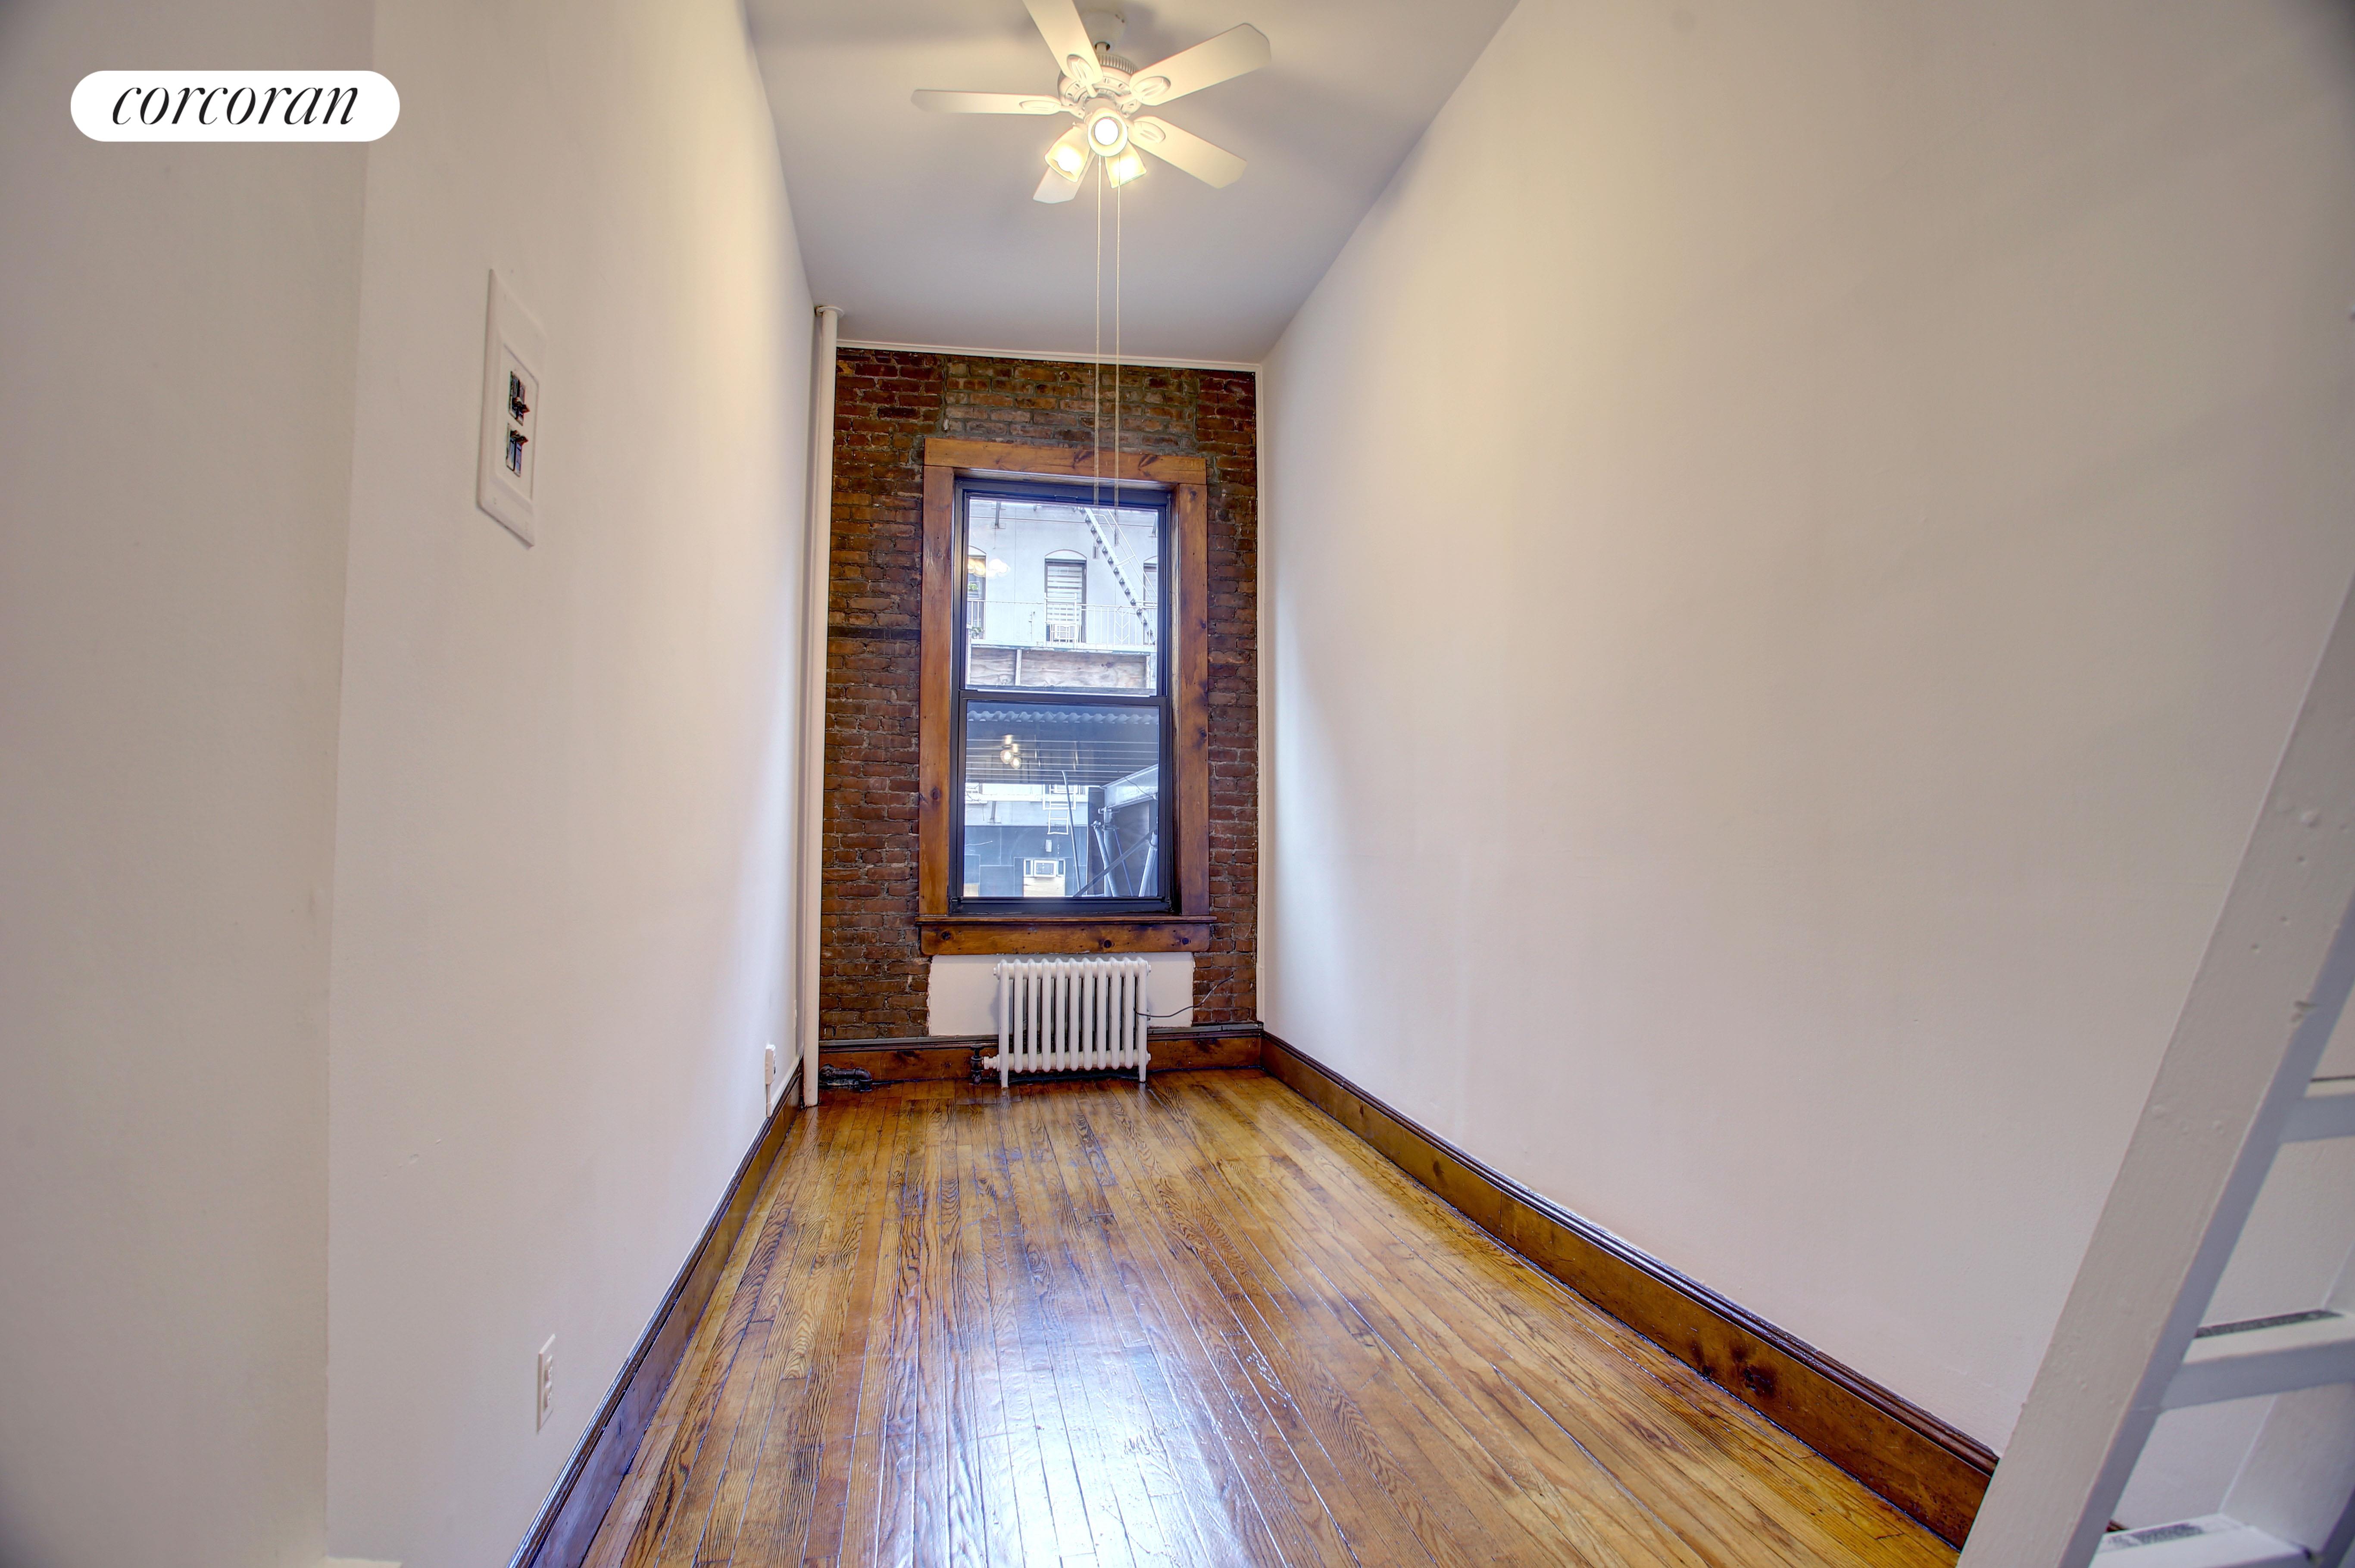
[1115,177,1122,474]
[1093,153,1103,510]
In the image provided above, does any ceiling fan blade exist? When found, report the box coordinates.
[1034,166,1081,203]
[1130,117,1246,187]
[1023,0,1101,88]
[912,90,1066,115]
[1126,25,1270,107]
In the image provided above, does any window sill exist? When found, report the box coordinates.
[915,914,1214,957]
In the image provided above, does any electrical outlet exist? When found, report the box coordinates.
[764,1042,779,1104]
[476,270,547,546]
[535,1336,555,1432]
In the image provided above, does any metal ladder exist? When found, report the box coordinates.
[1958,580,2355,1568]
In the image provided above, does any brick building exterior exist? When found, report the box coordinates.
[821,349,1258,1037]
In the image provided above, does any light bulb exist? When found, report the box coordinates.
[1043,123,1089,182]
[1106,148,1147,187]
[1085,106,1128,156]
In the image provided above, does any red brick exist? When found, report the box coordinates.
[819,349,1257,1036]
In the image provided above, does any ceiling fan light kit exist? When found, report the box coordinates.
[1086,105,1129,155]
[1045,122,1090,181]
[913,0,1270,201]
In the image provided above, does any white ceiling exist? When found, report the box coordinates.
[745,0,1516,365]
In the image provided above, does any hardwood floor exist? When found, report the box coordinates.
[584,1072,1956,1567]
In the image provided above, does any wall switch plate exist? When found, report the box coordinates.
[477,271,546,546]
[535,1335,555,1432]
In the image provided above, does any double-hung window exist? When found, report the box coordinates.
[916,439,1211,956]
[1043,552,1088,644]
[956,480,1169,910]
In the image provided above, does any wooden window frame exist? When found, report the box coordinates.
[917,438,1213,956]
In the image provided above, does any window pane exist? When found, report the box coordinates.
[964,496,1159,692]
[962,701,1162,901]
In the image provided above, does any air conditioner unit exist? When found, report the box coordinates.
[1022,858,1066,898]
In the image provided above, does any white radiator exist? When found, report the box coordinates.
[984,957,1153,1085]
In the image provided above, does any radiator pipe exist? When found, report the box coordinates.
[797,304,841,1107]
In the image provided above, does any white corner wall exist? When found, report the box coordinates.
[0,2,370,1565]
[322,0,812,1562]
[1261,0,2355,1468]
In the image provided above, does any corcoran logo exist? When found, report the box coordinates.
[72,71,400,142]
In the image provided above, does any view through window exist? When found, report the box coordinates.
[957,487,1167,907]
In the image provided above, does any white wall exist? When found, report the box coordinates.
[0,2,370,1565]
[1261,0,2355,1488]
[928,955,1193,1036]
[322,1,812,1562]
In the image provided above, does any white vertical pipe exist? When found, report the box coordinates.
[996,961,1011,1088]
[796,305,841,1107]
[1135,960,1148,1080]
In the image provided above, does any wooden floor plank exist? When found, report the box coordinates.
[943,1100,1021,1568]
[687,1110,864,1568]
[1062,1092,1305,1568]
[1000,1091,1148,1568]
[784,1098,903,1568]
[1037,1094,1232,1568]
[606,1114,834,1568]
[717,1104,880,1566]
[860,1097,931,1568]
[1179,1072,1953,1568]
[587,1072,1958,1568]
[1122,1081,1497,1566]
[1084,1084,1446,1568]
[989,1088,1107,1563]
[1157,1079,1715,1567]
[974,1095,1093,1565]
[1178,1074,1848,1565]
[1111,1090,1537,1568]
[1102,1083,1620,1563]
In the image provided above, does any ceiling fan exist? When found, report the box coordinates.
[914,0,1271,203]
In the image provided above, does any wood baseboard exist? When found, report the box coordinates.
[1259,1033,1996,1547]
[507,1068,803,1568]
[820,1025,1265,1084]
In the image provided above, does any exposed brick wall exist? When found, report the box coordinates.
[821,349,1258,1037]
